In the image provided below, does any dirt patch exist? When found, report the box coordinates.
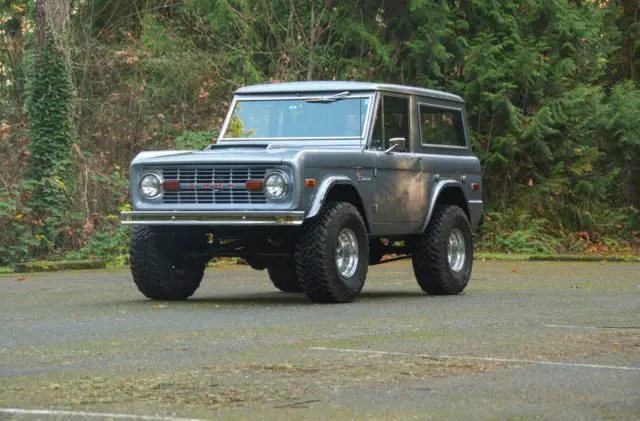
[599,331,640,351]
[0,355,496,413]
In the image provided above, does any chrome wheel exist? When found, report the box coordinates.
[447,228,466,272]
[335,228,359,278]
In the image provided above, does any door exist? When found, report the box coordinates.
[371,94,425,224]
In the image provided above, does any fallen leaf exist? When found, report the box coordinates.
[15,276,26,282]
[152,304,167,309]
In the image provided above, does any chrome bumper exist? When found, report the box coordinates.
[120,210,305,226]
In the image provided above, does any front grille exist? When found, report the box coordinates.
[159,166,268,204]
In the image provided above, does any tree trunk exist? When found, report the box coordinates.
[27,0,74,253]
[628,154,640,208]
[35,0,70,57]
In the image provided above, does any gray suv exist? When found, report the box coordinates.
[121,81,483,303]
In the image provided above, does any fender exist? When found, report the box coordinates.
[306,175,366,220]
[419,179,468,233]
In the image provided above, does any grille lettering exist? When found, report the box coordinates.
[158,166,269,205]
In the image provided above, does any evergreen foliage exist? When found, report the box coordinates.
[26,40,75,251]
[0,0,639,263]
[23,0,75,257]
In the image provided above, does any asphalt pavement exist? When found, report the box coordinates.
[0,260,638,420]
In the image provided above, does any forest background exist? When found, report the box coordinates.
[1,0,639,266]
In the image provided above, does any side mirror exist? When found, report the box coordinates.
[385,137,406,154]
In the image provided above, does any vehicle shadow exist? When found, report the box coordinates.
[180,289,430,307]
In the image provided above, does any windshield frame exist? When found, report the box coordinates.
[217,92,377,145]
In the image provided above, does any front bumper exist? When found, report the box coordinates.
[120,210,305,226]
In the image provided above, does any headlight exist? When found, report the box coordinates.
[140,173,163,199]
[264,171,288,200]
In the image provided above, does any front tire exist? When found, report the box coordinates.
[295,202,369,303]
[130,226,206,300]
[412,205,473,294]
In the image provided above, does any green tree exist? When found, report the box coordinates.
[26,0,75,254]
[1,0,639,263]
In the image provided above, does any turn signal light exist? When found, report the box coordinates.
[471,182,480,191]
[305,179,316,187]
[245,180,263,191]
[163,180,179,191]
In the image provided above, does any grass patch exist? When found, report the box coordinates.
[475,253,531,261]
[3,253,637,275]
[12,259,106,273]
[528,254,640,262]
[475,252,640,262]
[208,257,248,267]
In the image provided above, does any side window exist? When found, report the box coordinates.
[370,103,384,151]
[419,105,466,147]
[369,95,410,151]
[383,96,409,150]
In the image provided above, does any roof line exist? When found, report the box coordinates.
[234,81,464,102]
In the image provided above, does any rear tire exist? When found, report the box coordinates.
[369,238,387,265]
[412,205,473,295]
[295,202,369,303]
[130,226,206,300]
[267,261,303,292]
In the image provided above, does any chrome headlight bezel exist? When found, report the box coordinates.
[139,172,163,200]
[264,170,290,200]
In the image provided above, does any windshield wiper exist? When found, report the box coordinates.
[305,91,351,103]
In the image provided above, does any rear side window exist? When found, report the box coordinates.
[419,104,466,147]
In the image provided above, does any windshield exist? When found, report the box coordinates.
[221,96,372,140]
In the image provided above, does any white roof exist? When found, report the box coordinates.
[235,81,464,103]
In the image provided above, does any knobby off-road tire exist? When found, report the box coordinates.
[412,205,473,294]
[369,238,387,265]
[267,261,303,293]
[295,202,369,303]
[130,226,206,300]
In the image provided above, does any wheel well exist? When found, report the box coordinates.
[435,186,470,221]
[324,184,370,231]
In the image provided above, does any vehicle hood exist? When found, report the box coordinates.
[131,143,360,166]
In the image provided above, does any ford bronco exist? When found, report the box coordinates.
[121,81,484,303]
